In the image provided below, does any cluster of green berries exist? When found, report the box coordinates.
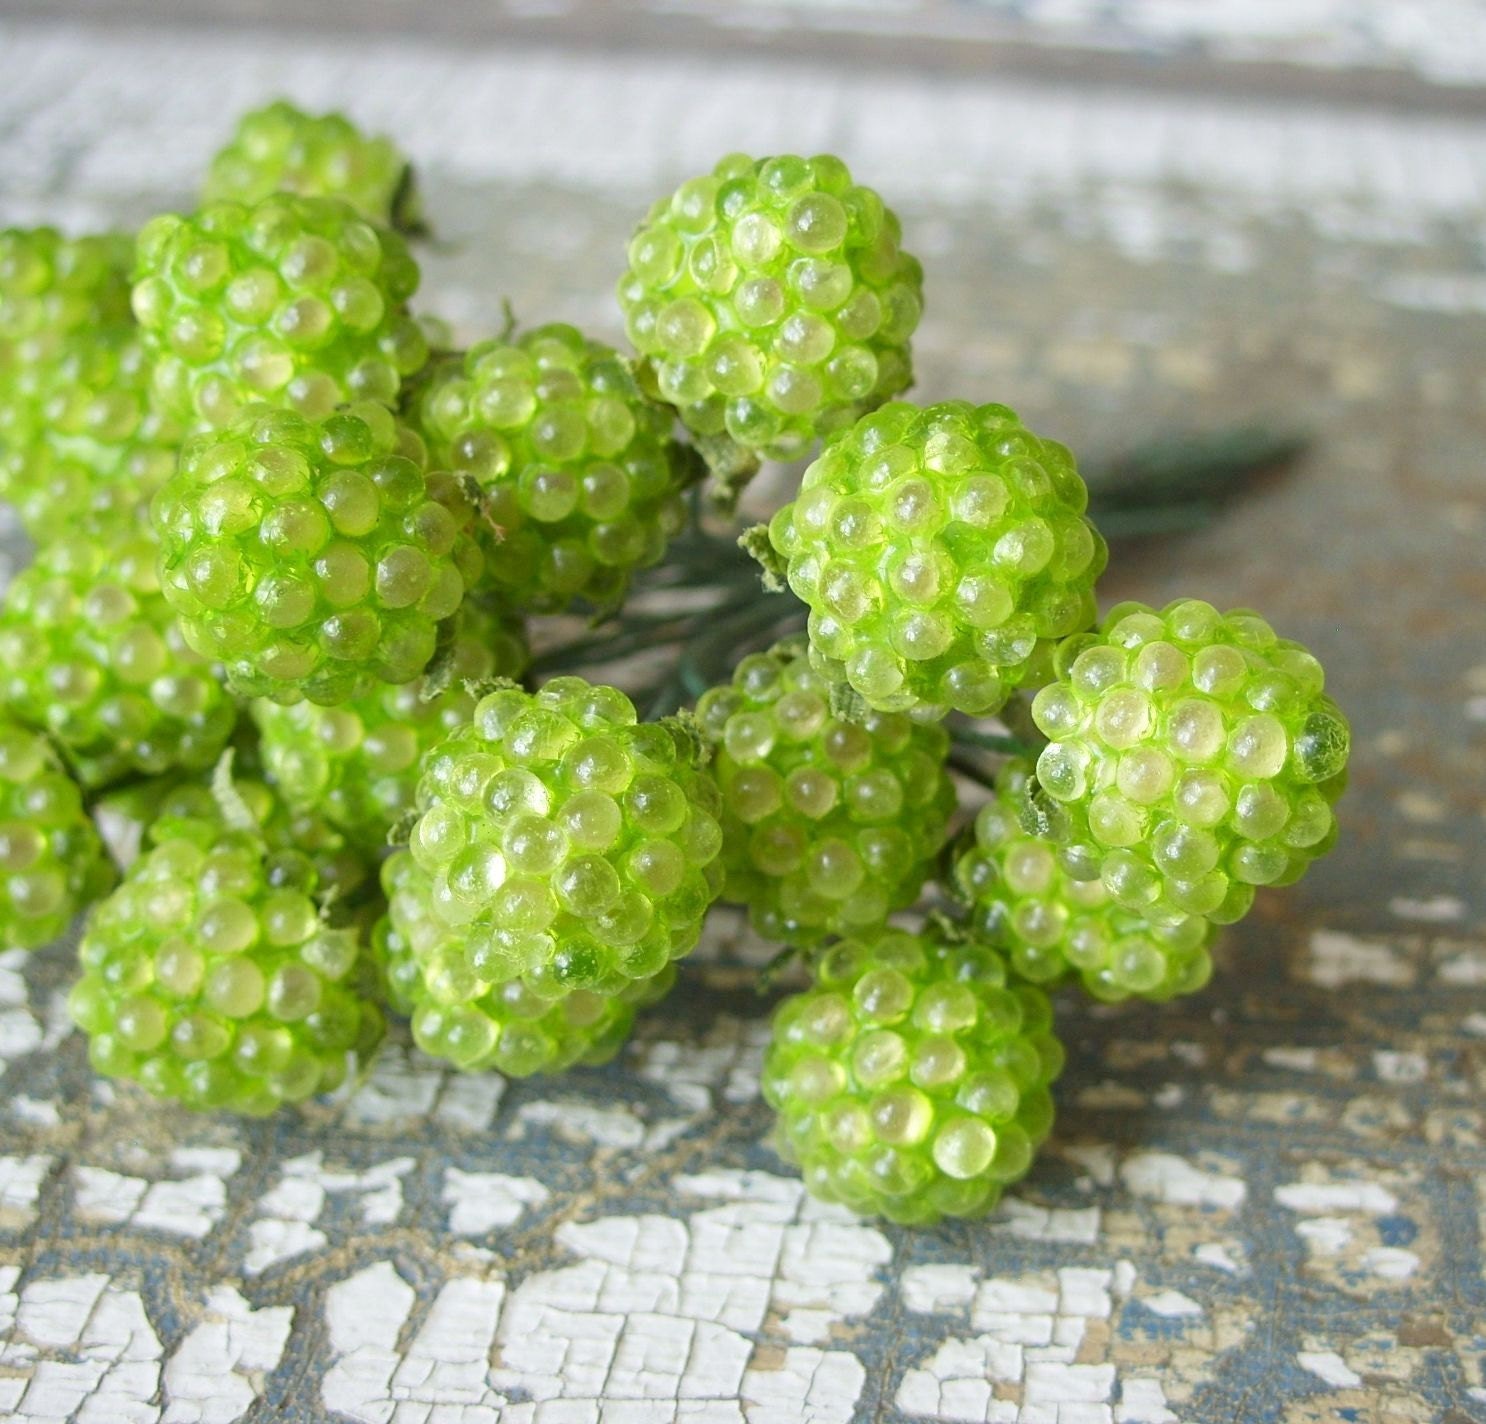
[1030,600,1348,925]
[768,401,1107,719]
[377,849,676,1075]
[952,760,1213,1001]
[132,193,426,434]
[696,637,954,945]
[620,153,922,461]
[0,722,113,949]
[762,926,1061,1224]
[404,676,725,1002]
[0,525,237,787]
[153,402,480,704]
[252,597,528,852]
[0,105,1352,1229]
[203,101,420,230]
[413,323,692,612]
[68,826,384,1115]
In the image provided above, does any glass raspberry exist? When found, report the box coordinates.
[952,760,1213,1001]
[405,676,724,999]
[375,850,673,1075]
[131,194,426,434]
[0,227,133,377]
[152,402,481,705]
[0,721,113,950]
[695,637,954,945]
[68,827,384,1115]
[1031,599,1350,925]
[0,522,237,789]
[412,324,692,612]
[761,926,1063,1225]
[618,153,922,460]
[203,101,421,231]
[0,327,182,541]
[769,400,1106,720]
[253,598,529,853]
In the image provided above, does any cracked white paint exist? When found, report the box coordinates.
[514,1098,647,1149]
[1274,1181,1398,1215]
[1,1274,162,1424]
[1120,1152,1247,1209]
[1298,1350,1363,1387]
[246,1153,413,1274]
[637,1020,770,1116]
[340,1043,506,1133]
[161,1287,292,1424]
[990,1195,1102,1244]
[1141,1290,1203,1318]
[73,1149,241,1239]
[1373,1050,1429,1084]
[1389,894,1465,922]
[0,1154,52,1226]
[0,951,42,1067]
[443,1168,550,1235]
[1305,930,1414,987]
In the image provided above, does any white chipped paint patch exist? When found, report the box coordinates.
[0,950,42,1069]
[1275,1181,1398,1215]
[161,1288,292,1424]
[1389,895,1465,922]
[443,1168,550,1235]
[1373,1050,1429,1084]
[0,1154,52,1227]
[1262,1047,1320,1072]
[636,1017,770,1113]
[895,1262,1151,1422]
[1120,1151,1247,1209]
[73,1147,241,1239]
[246,1153,413,1274]
[1141,1289,1203,1318]
[0,1273,162,1424]
[513,1097,647,1148]
[989,1193,1102,1244]
[1305,930,1415,988]
[1298,1350,1362,1388]
[340,1042,506,1132]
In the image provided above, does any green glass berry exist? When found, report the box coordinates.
[1031,599,1350,925]
[0,520,237,789]
[618,153,921,461]
[952,760,1213,1001]
[769,400,1107,720]
[203,101,420,231]
[761,925,1063,1225]
[695,637,954,945]
[152,402,481,705]
[0,227,133,377]
[131,194,426,434]
[412,324,691,612]
[253,597,529,853]
[68,827,384,1115]
[405,676,724,999]
[619,153,922,460]
[0,720,113,949]
[375,849,673,1075]
[0,326,182,541]
[97,769,376,907]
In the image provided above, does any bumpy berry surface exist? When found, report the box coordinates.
[68,829,384,1114]
[769,401,1106,719]
[376,850,673,1074]
[0,327,181,540]
[762,926,1063,1225]
[618,153,922,459]
[0,721,113,950]
[406,676,724,999]
[1031,599,1350,925]
[131,195,426,434]
[696,638,954,945]
[0,522,237,789]
[153,403,480,704]
[0,227,132,378]
[203,101,419,230]
[97,771,375,905]
[952,760,1213,1001]
[414,324,690,612]
[253,598,529,852]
